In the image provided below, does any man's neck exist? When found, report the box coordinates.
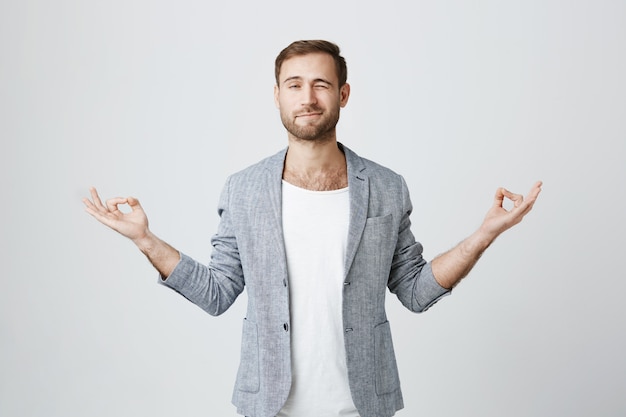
[283,137,348,191]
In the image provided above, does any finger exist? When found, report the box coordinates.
[105,197,127,213]
[89,187,105,209]
[82,196,96,210]
[127,196,142,210]
[515,182,542,213]
[526,181,543,201]
[496,187,524,209]
[83,200,97,216]
[512,182,543,217]
[83,198,108,220]
[503,189,525,207]
[493,187,506,208]
[83,202,111,224]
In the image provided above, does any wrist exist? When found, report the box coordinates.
[132,230,157,254]
[465,227,497,254]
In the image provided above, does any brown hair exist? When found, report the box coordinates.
[274,40,348,87]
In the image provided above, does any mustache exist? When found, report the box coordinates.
[296,106,323,116]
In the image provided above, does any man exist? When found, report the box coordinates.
[83,40,541,417]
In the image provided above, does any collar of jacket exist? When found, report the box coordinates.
[260,142,370,280]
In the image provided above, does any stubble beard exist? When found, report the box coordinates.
[280,105,340,143]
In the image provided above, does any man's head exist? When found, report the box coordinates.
[275,40,348,88]
[274,40,350,143]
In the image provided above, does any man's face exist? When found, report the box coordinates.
[274,53,350,142]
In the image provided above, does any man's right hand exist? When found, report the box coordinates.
[83,187,180,278]
[83,187,149,243]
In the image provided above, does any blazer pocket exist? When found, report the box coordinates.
[365,213,393,227]
[363,214,393,247]
[235,318,260,393]
[374,320,401,395]
[360,214,394,279]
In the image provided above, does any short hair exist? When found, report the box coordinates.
[274,40,348,87]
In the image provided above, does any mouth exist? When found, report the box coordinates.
[296,112,322,119]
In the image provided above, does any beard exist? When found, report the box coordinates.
[280,104,340,142]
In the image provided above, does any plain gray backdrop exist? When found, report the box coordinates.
[2,0,625,416]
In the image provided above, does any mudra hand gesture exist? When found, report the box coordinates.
[82,187,150,242]
[480,181,543,238]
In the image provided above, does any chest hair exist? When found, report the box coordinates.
[283,167,348,191]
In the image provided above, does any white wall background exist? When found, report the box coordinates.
[2,0,625,416]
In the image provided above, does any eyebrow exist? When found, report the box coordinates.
[282,76,333,86]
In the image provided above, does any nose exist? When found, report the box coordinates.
[301,84,317,106]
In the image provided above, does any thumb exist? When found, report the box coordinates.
[493,187,506,207]
[127,196,142,209]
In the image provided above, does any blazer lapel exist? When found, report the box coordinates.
[264,144,369,279]
[263,148,289,263]
[342,144,369,278]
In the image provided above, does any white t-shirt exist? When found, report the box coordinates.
[278,180,359,417]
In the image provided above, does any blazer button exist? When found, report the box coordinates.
[283,323,289,332]
[345,328,353,332]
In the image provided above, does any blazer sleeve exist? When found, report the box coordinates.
[158,176,245,316]
[387,176,451,312]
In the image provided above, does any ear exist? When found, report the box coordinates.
[274,84,280,109]
[339,83,351,108]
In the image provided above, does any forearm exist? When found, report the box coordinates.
[431,227,496,289]
[132,230,181,279]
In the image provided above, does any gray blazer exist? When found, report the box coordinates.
[161,144,450,417]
